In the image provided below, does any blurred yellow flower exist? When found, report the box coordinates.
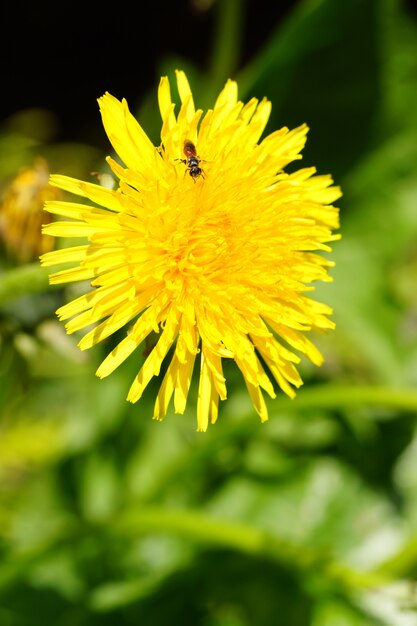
[41,70,341,431]
[0,157,59,264]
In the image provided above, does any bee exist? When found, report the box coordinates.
[178,140,205,181]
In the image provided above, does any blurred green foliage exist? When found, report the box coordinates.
[1,0,417,624]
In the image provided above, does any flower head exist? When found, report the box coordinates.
[41,70,341,431]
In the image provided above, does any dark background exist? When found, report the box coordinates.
[1,1,298,145]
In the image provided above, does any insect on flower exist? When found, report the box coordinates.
[178,140,205,181]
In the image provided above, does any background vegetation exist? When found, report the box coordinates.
[1,0,417,624]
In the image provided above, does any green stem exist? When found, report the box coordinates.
[114,506,388,591]
[0,263,54,306]
[271,384,417,414]
[236,0,319,100]
[206,0,244,103]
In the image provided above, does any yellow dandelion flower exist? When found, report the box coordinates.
[40,70,341,431]
[1,157,59,264]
